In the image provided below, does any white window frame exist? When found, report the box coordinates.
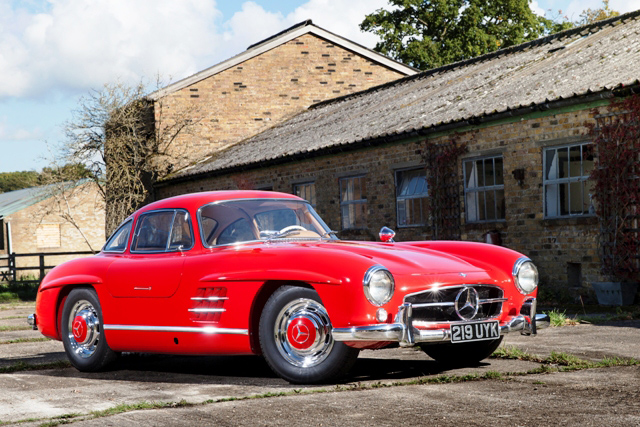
[339,175,367,230]
[293,181,316,208]
[463,155,506,223]
[543,142,595,218]
[395,167,429,228]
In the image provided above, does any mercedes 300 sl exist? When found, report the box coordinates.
[29,191,548,384]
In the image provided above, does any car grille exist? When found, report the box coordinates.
[189,287,227,322]
[404,285,505,323]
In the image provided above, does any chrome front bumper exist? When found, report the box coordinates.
[332,298,549,347]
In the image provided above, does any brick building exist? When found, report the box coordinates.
[147,20,416,173]
[0,182,105,276]
[155,11,640,300]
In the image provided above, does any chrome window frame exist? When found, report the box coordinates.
[542,142,595,219]
[394,167,429,228]
[197,198,334,249]
[102,218,133,254]
[463,155,506,224]
[130,209,195,254]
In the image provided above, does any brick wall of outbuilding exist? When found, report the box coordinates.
[1,183,105,275]
[155,33,407,170]
[156,104,607,300]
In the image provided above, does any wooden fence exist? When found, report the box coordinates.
[0,251,96,283]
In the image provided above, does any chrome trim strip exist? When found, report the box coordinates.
[479,298,508,304]
[188,308,226,313]
[134,287,152,291]
[103,325,248,335]
[190,297,229,301]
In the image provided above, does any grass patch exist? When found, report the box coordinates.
[545,309,569,327]
[0,325,32,332]
[492,345,544,362]
[0,280,39,302]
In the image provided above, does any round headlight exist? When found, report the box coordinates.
[513,259,538,294]
[363,265,395,306]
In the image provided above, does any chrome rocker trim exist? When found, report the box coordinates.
[103,325,248,335]
[332,298,549,347]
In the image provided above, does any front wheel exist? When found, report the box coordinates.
[420,336,503,366]
[259,286,359,384]
[61,288,117,372]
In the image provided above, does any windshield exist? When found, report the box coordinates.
[198,199,336,247]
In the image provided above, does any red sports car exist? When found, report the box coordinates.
[29,191,548,384]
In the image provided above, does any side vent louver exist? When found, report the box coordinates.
[189,287,227,322]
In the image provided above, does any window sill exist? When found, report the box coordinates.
[541,216,597,226]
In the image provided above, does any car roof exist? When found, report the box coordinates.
[136,190,303,214]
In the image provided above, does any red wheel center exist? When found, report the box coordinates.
[72,315,87,342]
[287,317,316,350]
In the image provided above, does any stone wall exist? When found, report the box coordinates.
[155,33,407,170]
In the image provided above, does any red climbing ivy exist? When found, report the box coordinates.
[586,94,640,281]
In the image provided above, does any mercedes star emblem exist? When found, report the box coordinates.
[454,286,480,321]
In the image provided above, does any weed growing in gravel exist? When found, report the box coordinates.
[0,337,50,345]
[546,309,569,327]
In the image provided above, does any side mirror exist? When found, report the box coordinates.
[379,226,396,243]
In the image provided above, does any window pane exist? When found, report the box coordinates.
[569,181,583,214]
[496,189,505,219]
[486,190,496,220]
[495,158,504,185]
[558,148,569,179]
[168,211,192,250]
[397,200,407,226]
[133,211,174,252]
[104,221,132,252]
[569,146,582,178]
[584,180,595,214]
[476,160,485,187]
[466,192,479,222]
[484,158,495,187]
[545,149,557,180]
[465,162,475,189]
[583,146,595,177]
[545,183,559,217]
[478,191,486,221]
[559,183,569,216]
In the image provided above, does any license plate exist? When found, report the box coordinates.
[450,321,500,343]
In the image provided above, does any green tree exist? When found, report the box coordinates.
[577,0,619,25]
[360,0,552,70]
[0,171,41,193]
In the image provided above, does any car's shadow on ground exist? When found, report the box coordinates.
[34,352,487,387]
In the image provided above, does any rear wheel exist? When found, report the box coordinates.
[259,286,359,384]
[61,288,116,371]
[420,337,503,366]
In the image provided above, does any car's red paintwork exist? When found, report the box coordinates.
[35,190,537,365]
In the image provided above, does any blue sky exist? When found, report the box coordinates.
[1,0,638,173]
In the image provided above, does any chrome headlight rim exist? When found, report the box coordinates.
[363,265,395,306]
[513,258,539,295]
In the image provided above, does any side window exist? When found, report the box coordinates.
[168,211,194,250]
[464,156,505,223]
[340,175,367,230]
[131,210,193,253]
[103,220,133,252]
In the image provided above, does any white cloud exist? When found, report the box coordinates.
[0,0,389,100]
[565,0,640,22]
[0,0,223,98]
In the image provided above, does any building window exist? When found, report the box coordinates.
[293,182,316,207]
[340,176,367,229]
[544,143,594,218]
[395,168,429,227]
[464,156,505,223]
[36,224,61,249]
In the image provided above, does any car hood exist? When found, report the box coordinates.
[300,240,490,277]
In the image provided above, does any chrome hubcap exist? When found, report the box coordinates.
[67,299,100,359]
[274,298,334,368]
